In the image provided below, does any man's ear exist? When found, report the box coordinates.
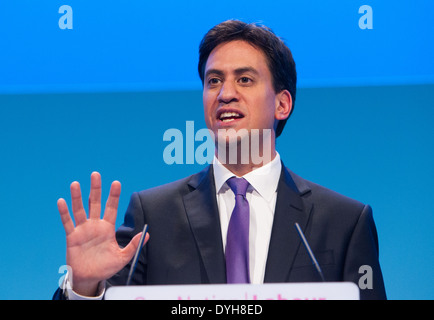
[275,89,293,121]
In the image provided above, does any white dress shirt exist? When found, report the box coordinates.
[212,152,282,284]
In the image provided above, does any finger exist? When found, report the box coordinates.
[88,172,102,220]
[121,232,150,263]
[70,181,87,225]
[57,198,75,236]
[103,180,121,225]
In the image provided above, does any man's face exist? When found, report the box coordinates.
[202,40,287,142]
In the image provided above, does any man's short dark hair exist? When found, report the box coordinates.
[198,19,297,138]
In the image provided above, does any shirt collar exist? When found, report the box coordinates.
[213,152,282,201]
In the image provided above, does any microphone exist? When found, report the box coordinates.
[126,224,149,286]
[294,222,325,282]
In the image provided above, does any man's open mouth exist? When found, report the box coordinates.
[217,111,245,123]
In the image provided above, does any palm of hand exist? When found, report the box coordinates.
[57,172,147,295]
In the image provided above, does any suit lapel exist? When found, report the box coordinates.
[182,165,226,284]
[264,165,313,283]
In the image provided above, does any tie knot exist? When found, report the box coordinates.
[226,177,250,197]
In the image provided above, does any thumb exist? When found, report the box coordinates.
[121,231,150,263]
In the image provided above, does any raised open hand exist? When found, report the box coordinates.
[57,172,149,296]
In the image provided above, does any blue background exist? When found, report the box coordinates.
[0,1,433,299]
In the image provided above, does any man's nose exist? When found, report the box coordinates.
[217,81,239,104]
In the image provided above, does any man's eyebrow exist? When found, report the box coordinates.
[233,67,259,76]
[204,69,224,79]
[204,67,259,79]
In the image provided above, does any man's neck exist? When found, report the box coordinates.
[214,128,277,176]
[215,149,277,177]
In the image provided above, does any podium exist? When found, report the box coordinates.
[105,282,359,300]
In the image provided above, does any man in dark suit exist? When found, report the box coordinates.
[54,20,386,300]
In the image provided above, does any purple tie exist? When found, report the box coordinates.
[225,177,250,283]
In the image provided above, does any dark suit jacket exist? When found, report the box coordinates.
[54,164,386,300]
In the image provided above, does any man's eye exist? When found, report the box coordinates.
[208,78,221,85]
[239,77,252,84]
